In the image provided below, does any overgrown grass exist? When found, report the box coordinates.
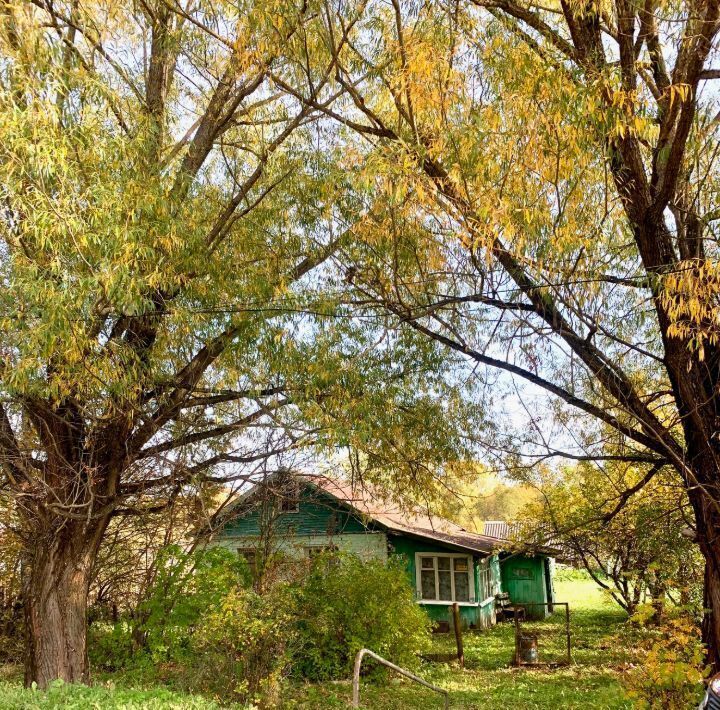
[0,680,221,709]
[0,575,638,708]
[282,575,637,709]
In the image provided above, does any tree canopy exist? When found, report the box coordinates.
[263,0,720,663]
[0,0,478,686]
[5,0,720,686]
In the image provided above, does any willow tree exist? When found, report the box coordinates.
[0,0,473,687]
[271,0,720,662]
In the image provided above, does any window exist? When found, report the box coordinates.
[279,480,300,513]
[305,544,338,559]
[478,559,493,601]
[416,554,474,603]
[237,548,257,574]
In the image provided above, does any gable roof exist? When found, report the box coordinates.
[222,471,502,555]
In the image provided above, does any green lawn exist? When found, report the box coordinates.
[284,575,636,709]
[0,576,637,709]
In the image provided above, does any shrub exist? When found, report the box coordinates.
[292,553,432,680]
[86,548,431,703]
[138,545,250,663]
[624,607,707,709]
[88,545,249,672]
[88,620,137,672]
[191,585,296,707]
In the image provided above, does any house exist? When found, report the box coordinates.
[211,472,555,628]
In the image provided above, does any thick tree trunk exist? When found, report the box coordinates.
[22,522,103,688]
[701,543,720,672]
[688,480,720,672]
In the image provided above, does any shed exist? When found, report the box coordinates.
[482,521,557,619]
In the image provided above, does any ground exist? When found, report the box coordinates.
[285,572,636,709]
[0,574,645,708]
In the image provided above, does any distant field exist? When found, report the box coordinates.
[0,575,641,709]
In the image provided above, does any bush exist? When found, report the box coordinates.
[138,545,250,663]
[88,620,137,672]
[86,547,431,703]
[292,553,432,680]
[89,545,249,672]
[191,585,296,707]
[624,607,707,709]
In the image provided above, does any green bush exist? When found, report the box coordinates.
[138,545,250,663]
[624,607,707,709]
[191,585,296,707]
[292,553,432,680]
[88,620,136,672]
[89,545,249,672]
[85,548,430,702]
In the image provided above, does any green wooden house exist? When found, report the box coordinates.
[211,473,555,628]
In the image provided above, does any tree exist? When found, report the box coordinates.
[270,0,720,663]
[409,462,539,533]
[524,462,703,617]
[0,1,473,687]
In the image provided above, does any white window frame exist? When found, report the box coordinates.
[415,552,476,605]
[477,558,495,606]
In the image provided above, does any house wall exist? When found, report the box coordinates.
[500,555,551,619]
[214,531,389,561]
[389,535,500,630]
[221,486,370,538]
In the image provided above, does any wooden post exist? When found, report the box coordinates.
[451,602,464,667]
[565,603,572,666]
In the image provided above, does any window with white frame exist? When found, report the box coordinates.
[478,559,493,601]
[416,554,474,603]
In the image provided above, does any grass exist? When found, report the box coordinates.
[0,680,220,710]
[283,574,637,709]
[0,575,638,708]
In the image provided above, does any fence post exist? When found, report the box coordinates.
[451,602,464,667]
[352,648,366,707]
[565,603,572,666]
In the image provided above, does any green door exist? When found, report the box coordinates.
[500,556,548,619]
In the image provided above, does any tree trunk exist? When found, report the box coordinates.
[688,481,720,672]
[648,572,667,626]
[701,546,720,672]
[22,522,103,688]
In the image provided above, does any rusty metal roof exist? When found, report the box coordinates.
[482,520,520,540]
[305,474,501,555]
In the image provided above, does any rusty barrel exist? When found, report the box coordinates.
[518,634,539,664]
